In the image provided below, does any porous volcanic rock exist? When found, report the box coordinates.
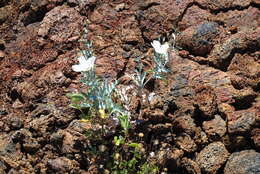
[137,0,192,40]
[228,53,260,90]
[181,157,201,174]
[176,133,197,153]
[177,22,221,56]
[251,128,260,150]
[224,150,260,174]
[0,0,259,173]
[195,0,251,11]
[178,5,213,31]
[208,28,260,71]
[228,108,257,135]
[203,115,226,140]
[38,5,84,43]
[196,142,230,173]
[47,157,80,173]
[212,7,259,32]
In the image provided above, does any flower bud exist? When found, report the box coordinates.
[98,145,107,152]
[138,132,144,137]
[114,153,120,160]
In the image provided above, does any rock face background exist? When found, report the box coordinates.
[0,0,259,173]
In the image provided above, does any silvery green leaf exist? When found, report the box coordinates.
[80,103,92,108]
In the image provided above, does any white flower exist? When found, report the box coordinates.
[72,55,96,72]
[151,40,169,56]
[149,152,155,157]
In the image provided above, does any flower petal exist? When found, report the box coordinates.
[151,40,169,55]
[151,40,161,52]
[72,64,86,72]
[72,55,96,72]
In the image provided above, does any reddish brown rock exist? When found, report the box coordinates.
[15,81,40,101]
[169,51,255,106]
[208,28,260,70]
[228,108,257,134]
[0,0,259,173]
[174,115,197,136]
[0,136,16,156]
[203,115,226,139]
[181,157,201,174]
[228,53,260,90]
[194,85,217,118]
[0,5,12,24]
[213,7,259,32]
[0,50,5,61]
[28,115,56,137]
[196,142,230,173]
[251,128,260,150]
[176,133,197,153]
[193,127,208,146]
[224,150,260,174]
[195,0,251,11]
[178,5,213,31]
[19,0,58,26]
[154,147,184,169]
[177,22,221,56]
[47,157,80,173]
[218,103,235,118]
[7,116,23,130]
[137,0,192,40]
[38,5,84,43]
[60,127,88,154]
[87,2,144,77]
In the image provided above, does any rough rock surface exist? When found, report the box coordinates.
[196,142,230,173]
[224,150,260,174]
[0,0,259,173]
[203,115,226,140]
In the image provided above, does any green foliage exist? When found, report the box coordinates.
[66,28,174,174]
[118,115,131,135]
[128,55,169,90]
[137,162,160,174]
[108,139,159,174]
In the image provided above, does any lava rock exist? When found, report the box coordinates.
[47,157,79,173]
[38,5,84,43]
[176,133,197,153]
[181,157,201,174]
[203,115,226,139]
[228,109,256,135]
[23,139,40,154]
[196,0,251,11]
[0,5,11,24]
[251,128,260,150]
[224,150,260,174]
[138,0,192,40]
[174,115,197,136]
[8,116,23,130]
[61,129,88,154]
[228,53,260,89]
[196,142,230,173]
[28,115,55,137]
[213,7,259,32]
[178,5,213,31]
[177,22,220,56]
[209,28,260,70]
[194,85,217,118]
[11,129,31,143]
[50,132,64,146]
[0,137,16,156]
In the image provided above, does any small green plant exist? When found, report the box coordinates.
[107,137,159,174]
[128,40,170,90]
[67,32,128,125]
[67,27,174,174]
